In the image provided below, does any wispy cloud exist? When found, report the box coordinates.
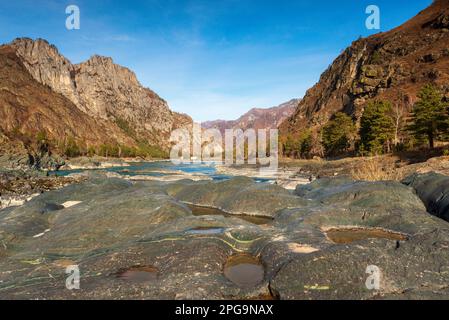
[107,34,137,42]
[80,34,137,43]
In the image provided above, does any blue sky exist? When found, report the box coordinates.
[0,0,432,121]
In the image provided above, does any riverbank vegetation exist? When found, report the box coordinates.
[282,84,449,159]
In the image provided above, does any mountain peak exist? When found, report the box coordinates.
[203,99,298,134]
[10,37,63,59]
[11,37,50,46]
[2,38,192,152]
[85,54,115,65]
[280,0,449,156]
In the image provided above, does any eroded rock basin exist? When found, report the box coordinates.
[116,266,159,283]
[324,227,409,244]
[185,226,226,235]
[187,203,273,225]
[223,254,265,288]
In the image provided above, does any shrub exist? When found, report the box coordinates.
[115,117,137,139]
[64,137,81,158]
[35,130,50,155]
[98,144,120,158]
[136,142,167,158]
[283,135,299,157]
[87,146,96,157]
[351,158,403,181]
[299,130,313,158]
[370,50,382,65]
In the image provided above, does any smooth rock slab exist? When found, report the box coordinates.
[167,176,309,217]
[271,231,449,300]
[403,172,449,221]
[0,172,448,300]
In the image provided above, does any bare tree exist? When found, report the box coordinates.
[392,92,408,147]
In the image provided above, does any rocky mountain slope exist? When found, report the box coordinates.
[0,38,191,159]
[203,99,298,134]
[0,45,135,150]
[280,0,449,155]
[2,171,449,299]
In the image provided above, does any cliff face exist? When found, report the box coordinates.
[280,0,449,154]
[9,38,191,150]
[203,99,298,134]
[0,45,134,148]
[11,38,81,108]
[73,55,178,143]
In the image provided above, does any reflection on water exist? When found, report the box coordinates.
[187,203,273,226]
[116,266,158,283]
[185,226,226,235]
[326,227,408,244]
[224,254,265,288]
[51,161,227,179]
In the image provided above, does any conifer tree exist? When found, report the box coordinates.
[322,112,356,156]
[359,100,395,154]
[409,84,448,149]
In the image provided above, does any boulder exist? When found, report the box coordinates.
[403,172,449,221]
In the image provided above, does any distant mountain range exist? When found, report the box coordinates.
[0,36,297,161]
[202,99,299,134]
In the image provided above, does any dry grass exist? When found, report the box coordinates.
[350,157,404,181]
[281,153,448,181]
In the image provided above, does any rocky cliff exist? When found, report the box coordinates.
[7,38,191,152]
[203,98,298,134]
[280,0,449,154]
[0,45,136,158]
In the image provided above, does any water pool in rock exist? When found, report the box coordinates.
[187,203,273,225]
[223,254,265,288]
[116,266,158,283]
[325,227,408,244]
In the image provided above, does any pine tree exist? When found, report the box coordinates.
[359,100,395,155]
[409,84,448,149]
[322,112,356,156]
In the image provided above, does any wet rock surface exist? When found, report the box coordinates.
[0,172,448,300]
